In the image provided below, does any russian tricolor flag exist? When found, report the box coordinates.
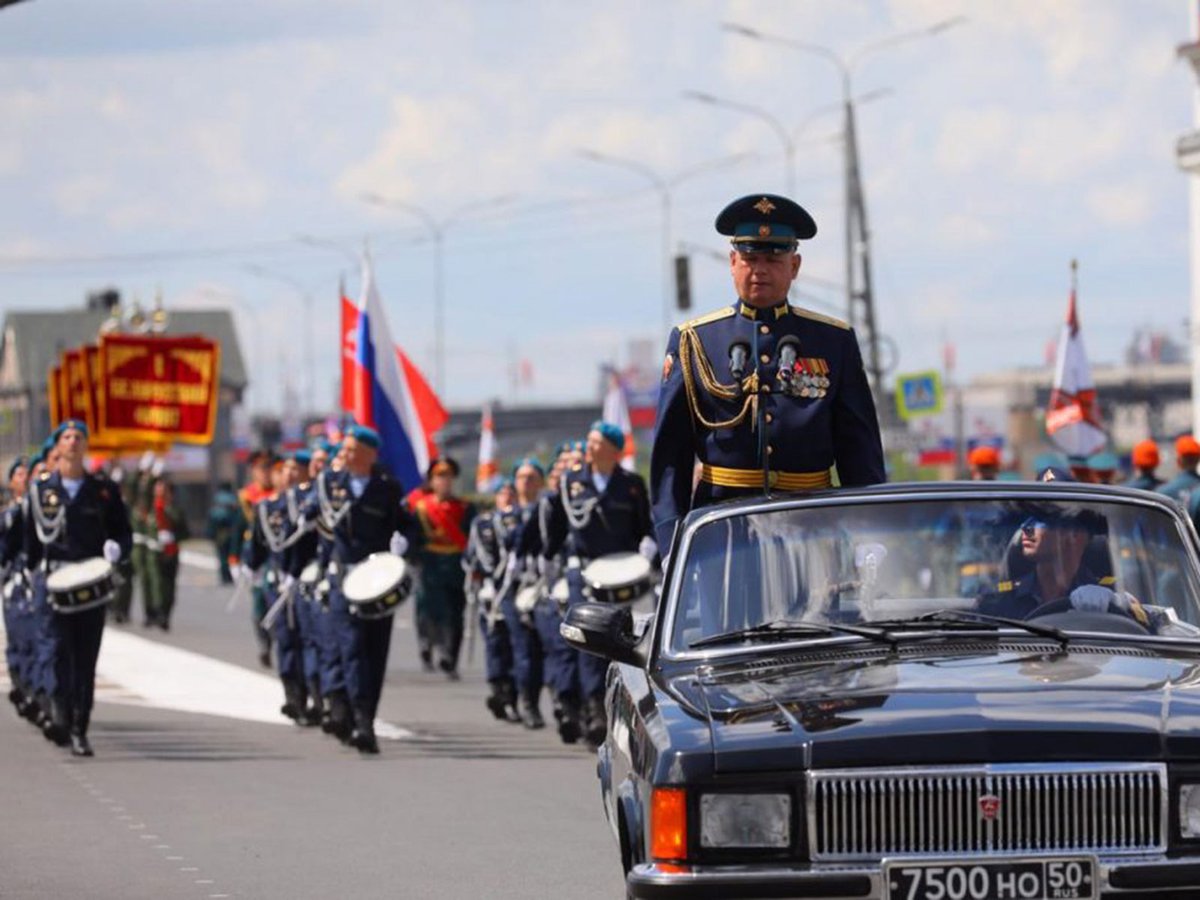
[340,257,448,490]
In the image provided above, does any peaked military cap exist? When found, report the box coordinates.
[716,193,817,253]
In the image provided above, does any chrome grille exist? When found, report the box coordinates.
[807,763,1166,861]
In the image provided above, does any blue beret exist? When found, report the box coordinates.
[716,194,817,253]
[316,438,336,455]
[29,450,44,468]
[589,420,625,452]
[554,441,571,457]
[7,456,26,481]
[511,456,545,480]
[52,419,89,443]
[347,424,381,450]
[293,449,312,467]
[1087,451,1118,471]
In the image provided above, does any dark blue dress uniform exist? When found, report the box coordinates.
[284,478,324,723]
[317,466,409,753]
[24,470,132,751]
[542,462,653,743]
[977,568,1113,620]
[498,499,547,728]
[244,491,309,722]
[650,194,885,552]
[1,498,32,715]
[464,506,518,721]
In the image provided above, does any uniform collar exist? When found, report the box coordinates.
[737,300,789,322]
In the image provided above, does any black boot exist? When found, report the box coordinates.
[69,710,93,757]
[350,709,379,755]
[500,680,521,724]
[485,681,509,721]
[583,694,607,746]
[44,696,69,747]
[280,678,306,723]
[519,693,545,730]
[302,679,323,726]
[557,697,581,745]
[327,689,353,744]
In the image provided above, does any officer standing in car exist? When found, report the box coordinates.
[24,420,132,756]
[650,194,885,554]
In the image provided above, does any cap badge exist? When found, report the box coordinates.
[758,224,771,237]
[753,197,776,215]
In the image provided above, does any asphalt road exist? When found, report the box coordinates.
[0,551,627,900]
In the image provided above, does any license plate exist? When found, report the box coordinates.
[884,856,1097,900]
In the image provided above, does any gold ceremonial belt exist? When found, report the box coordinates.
[699,464,832,491]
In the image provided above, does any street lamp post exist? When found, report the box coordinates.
[576,150,751,344]
[721,18,966,412]
[243,264,316,417]
[682,91,796,197]
[359,193,514,397]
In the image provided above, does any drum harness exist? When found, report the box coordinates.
[29,482,68,575]
[257,493,328,630]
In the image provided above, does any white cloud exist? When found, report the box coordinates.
[1085,182,1155,226]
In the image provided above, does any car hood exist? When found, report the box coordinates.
[673,643,1200,773]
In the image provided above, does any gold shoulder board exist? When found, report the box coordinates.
[790,305,851,330]
[681,306,736,331]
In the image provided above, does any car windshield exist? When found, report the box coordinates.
[668,495,1200,655]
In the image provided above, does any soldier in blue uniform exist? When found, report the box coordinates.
[284,448,325,725]
[2,456,28,716]
[499,457,548,729]
[651,194,885,553]
[465,479,520,723]
[24,420,132,756]
[316,425,413,754]
[542,421,655,745]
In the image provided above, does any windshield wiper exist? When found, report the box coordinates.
[878,609,1071,649]
[690,619,898,650]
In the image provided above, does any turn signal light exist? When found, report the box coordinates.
[651,787,688,861]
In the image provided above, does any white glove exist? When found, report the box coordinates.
[1069,584,1116,613]
[151,458,165,478]
[638,535,658,561]
[157,530,175,546]
[139,451,155,472]
[389,532,408,556]
[505,552,519,576]
[280,574,297,594]
[103,539,121,563]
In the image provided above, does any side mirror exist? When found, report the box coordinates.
[560,602,647,668]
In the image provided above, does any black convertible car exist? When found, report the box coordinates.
[562,482,1200,899]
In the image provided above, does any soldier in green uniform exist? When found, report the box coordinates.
[146,477,188,630]
[206,481,240,584]
[132,460,161,627]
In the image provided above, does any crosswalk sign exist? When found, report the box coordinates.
[895,370,944,421]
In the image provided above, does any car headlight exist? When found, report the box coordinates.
[699,792,791,849]
[1180,784,1200,838]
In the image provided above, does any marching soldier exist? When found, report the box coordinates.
[315,425,412,754]
[408,457,475,679]
[651,193,885,553]
[146,477,188,631]
[244,455,308,723]
[24,420,132,756]
[499,457,548,729]
[542,421,655,746]
[2,457,29,716]
[283,448,325,725]
[206,480,241,585]
[238,450,275,668]
[464,479,520,722]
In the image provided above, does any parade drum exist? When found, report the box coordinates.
[515,581,541,614]
[342,552,412,619]
[582,553,653,604]
[45,558,116,614]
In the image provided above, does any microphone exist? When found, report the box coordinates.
[778,337,800,384]
[728,342,749,381]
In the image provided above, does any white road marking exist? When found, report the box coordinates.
[0,620,413,739]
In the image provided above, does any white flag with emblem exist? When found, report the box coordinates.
[1045,260,1106,457]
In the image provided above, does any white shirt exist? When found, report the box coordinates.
[591,470,610,495]
[349,475,369,499]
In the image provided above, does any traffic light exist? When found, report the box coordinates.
[674,254,691,311]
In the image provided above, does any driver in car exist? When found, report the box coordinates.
[976,511,1142,623]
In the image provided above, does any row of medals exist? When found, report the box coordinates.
[781,372,830,399]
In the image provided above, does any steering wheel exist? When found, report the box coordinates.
[1025,597,1151,635]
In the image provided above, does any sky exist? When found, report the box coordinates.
[0,0,1196,415]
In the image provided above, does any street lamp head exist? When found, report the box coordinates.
[720,22,762,39]
[682,89,719,105]
[928,15,968,35]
